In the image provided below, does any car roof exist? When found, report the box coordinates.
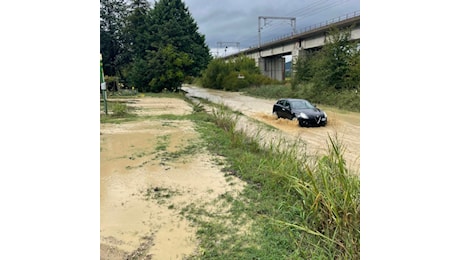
[277,98,309,102]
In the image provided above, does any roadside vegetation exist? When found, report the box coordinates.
[198,26,360,112]
[198,56,277,91]
[100,93,359,259]
[241,82,359,112]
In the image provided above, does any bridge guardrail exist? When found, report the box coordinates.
[250,10,360,48]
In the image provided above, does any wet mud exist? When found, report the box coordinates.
[182,85,360,173]
[100,97,245,259]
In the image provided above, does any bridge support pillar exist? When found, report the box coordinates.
[291,48,308,78]
[258,56,285,81]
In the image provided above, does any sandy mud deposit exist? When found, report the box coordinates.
[100,98,245,259]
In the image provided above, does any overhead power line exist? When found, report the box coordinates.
[239,0,354,48]
[258,16,296,47]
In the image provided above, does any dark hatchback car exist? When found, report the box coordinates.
[272,98,327,127]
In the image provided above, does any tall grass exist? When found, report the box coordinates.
[278,134,360,259]
[197,104,360,259]
[211,103,239,133]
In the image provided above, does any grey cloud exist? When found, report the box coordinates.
[182,0,359,50]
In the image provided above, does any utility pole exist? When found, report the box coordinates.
[100,53,107,115]
[216,41,240,57]
[258,16,296,48]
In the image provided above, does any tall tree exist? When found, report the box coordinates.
[122,0,153,90]
[122,0,211,91]
[124,0,152,60]
[100,0,128,76]
[313,26,360,91]
[293,26,360,92]
[149,0,211,77]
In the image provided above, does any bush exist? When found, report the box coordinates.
[247,73,276,86]
[222,72,249,91]
[201,59,230,89]
[201,56,273,90]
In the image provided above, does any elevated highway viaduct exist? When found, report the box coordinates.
[224,12,360,81]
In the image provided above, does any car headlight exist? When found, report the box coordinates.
[298,112,308,119]
[323,112,327,118]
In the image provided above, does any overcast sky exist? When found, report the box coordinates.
[180,0,360,57]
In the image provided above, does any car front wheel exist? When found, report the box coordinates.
[299,119,307,127]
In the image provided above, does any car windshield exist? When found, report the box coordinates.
[290,100,314,109]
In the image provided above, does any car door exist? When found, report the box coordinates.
[278,100,292,119]
[273,100,282,117]
[284,100,295,119]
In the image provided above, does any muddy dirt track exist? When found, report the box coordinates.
[100,87,359,259]
[181,84,360,174]
[100,97,246,259]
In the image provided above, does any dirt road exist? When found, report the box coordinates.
[181,84,360,174]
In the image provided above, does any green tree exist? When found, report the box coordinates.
[122,0,154,90]
[125,57,152,92]
[312,26,360,91]
[147,44,192,92]
[291,51,315,86]
[150,0,211,77]
[100,0,129,76]
[293,26,360,92]
[344,43,360,91]
[122,0,211,91]
[124,0,152,60]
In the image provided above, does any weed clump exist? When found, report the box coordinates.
[111,102,129,117]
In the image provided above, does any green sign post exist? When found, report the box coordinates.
[100,54,108,115]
